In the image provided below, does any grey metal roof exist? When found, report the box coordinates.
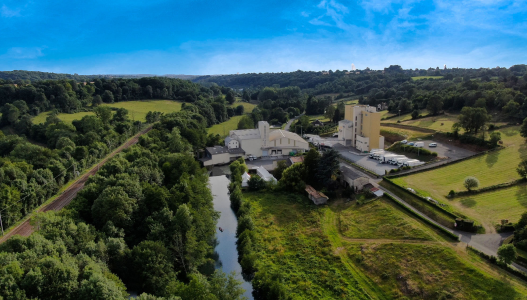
[231,129,261,140]
[206,145,246,155]
[340,166,365,180]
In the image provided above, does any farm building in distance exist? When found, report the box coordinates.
[201,121,309,166]
[339,166,370,192]
[338,105,384,152]
[305,185,328,205]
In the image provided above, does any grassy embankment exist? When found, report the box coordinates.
[33,100,183,124]
[391,126,527,228]
[244,192,527,299]
[207,100,256,137]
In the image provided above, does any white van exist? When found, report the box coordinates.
[402,159,424,167]
[396,158,412,167]
[414,142,424,148]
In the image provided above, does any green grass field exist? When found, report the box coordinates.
[344,242,523,299]
[207,115,245,136]
[245,191,527,299]
[402,113,458,132]
[380,126,432,143]
[244,192,370,299]
[392,126,527,228]
[337,199,433,240]
[32,100,183,124]
[411,76,444,80]
[228,100,256,112]
[453,183,527,224]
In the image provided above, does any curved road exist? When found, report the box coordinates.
[0,125,153,243]
[284,113,304,131]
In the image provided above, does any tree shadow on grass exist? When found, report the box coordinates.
[460,198,477,208]
[485,151,499,169]
[515,183,527,209]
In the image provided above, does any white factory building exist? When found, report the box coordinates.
[201,121,309,166]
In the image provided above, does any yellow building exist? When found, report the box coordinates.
[338,105,384,152]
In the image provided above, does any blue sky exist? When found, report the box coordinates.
[1,0,526,75]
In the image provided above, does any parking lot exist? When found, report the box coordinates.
[317,137,476,176]
[414,140,475,160]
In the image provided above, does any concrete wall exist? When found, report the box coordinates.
[356,135,370,152]
[226,139,239,149]
[203,152,230,166]
[239,138,263,157]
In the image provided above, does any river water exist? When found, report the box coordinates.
[209,175,254,299]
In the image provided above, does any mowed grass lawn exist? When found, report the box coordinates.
[402,113,459,132]
[243,192,370,299]
[207,115,244,136]
[392,126,527,226]
[455,183,527,224]
[33,100,182,124]
[337,198,434,240]
[344,242,525,299]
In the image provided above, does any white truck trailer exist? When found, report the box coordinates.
[388,155,406,165]
[396,158,412,167]
[402,159,425,167]
[379,154,398,164]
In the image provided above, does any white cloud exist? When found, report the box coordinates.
[5,47,44,59]
[1,5,20,17]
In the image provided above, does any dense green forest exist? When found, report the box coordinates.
[0,110,247,299]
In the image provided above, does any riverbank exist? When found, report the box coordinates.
[210,175,254,299]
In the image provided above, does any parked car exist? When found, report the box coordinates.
[401,140,408,144]
[332,133,338,137]
[247,155,257,161]
[429,142,437,147]
[408,142,415,146]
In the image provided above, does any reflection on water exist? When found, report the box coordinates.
[210,175,254,299]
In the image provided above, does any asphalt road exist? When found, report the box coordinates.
[284,113,304,131]
[0,125,153,243]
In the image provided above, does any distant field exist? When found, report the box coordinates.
[207,115,244,136]
[401,113,458,132]
[392,126,527,228]
[33,100,182,124]
[380,126,431,142]
[411,76,444,80]
[338,198,433,240]
[228,100,256,113]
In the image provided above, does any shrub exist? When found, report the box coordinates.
[248,175,266,191]
[448,190,455,198]
[463,176,479,191]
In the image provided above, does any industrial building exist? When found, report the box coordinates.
[201,121,309,166]
[337,105,384,152]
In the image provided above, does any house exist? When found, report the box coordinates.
[338,105,385,152]
[312,119,324,127]
[289,156,304,165]
[202,121,309,166]
[339,166,370,192]
[255,166,276,182]
[200,146,245,166]
[305,185,328,205]
[362,183,384,197]
[241,172,251,188]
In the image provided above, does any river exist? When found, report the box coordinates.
[209,175,254,299]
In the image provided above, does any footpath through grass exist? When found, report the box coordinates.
[391,126,527,227]
[245,191,527,299]
[33,100,182,124]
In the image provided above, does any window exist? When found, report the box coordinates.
[277,150,282,154]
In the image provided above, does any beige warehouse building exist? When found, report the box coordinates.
[338,105,384,152]
[201,121,309,166]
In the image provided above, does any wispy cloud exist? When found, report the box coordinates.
[1,5,20,17]
[311,0,354,30]
[5,47,45,59]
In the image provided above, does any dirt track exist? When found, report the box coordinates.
[0,125,153,243]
